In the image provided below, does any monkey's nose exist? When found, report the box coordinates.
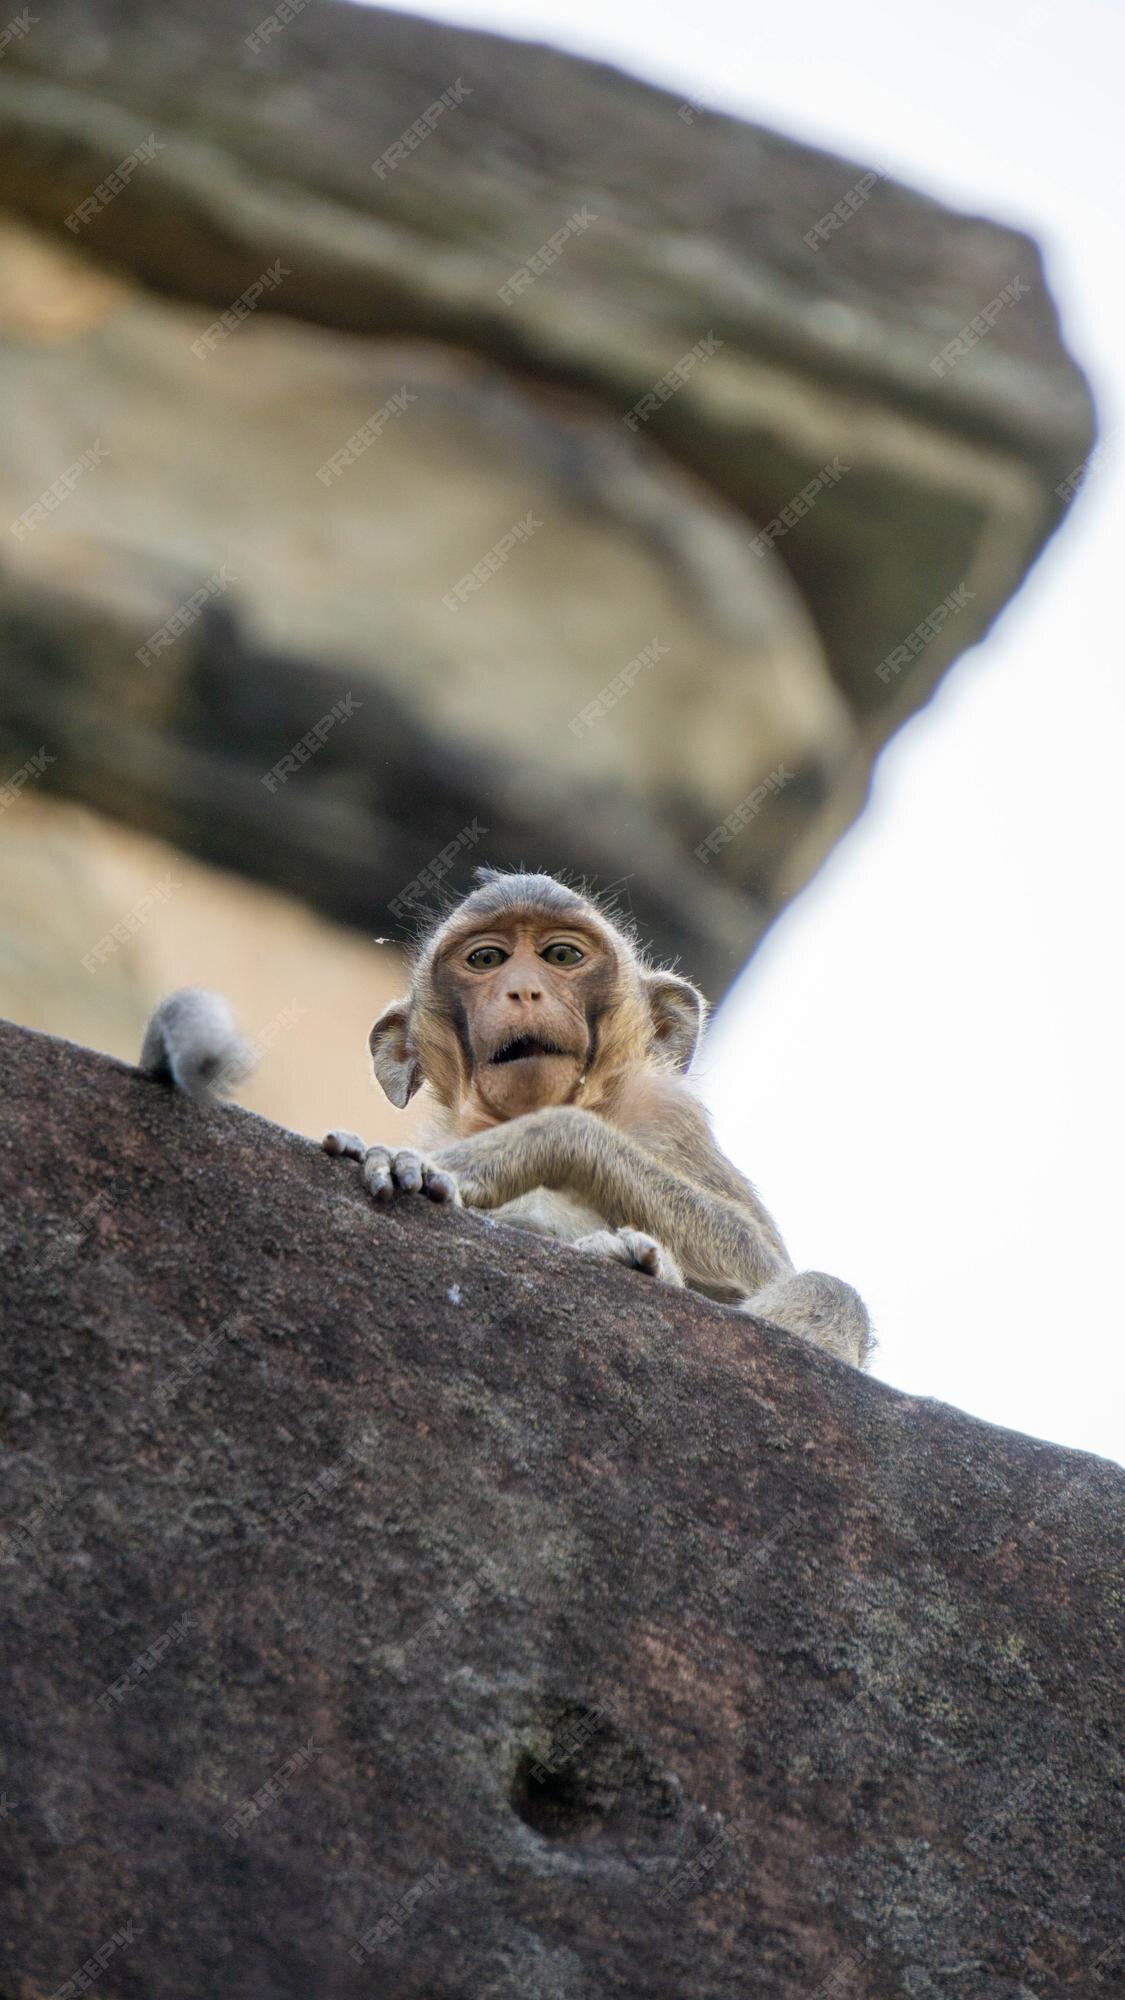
[508,988,543,1003]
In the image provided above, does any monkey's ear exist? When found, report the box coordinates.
[645,973,707,1073]
[369,999,423,1108]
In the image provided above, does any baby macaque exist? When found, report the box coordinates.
[320,871,872,1366]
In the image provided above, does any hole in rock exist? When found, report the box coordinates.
[510,1699,680,1842]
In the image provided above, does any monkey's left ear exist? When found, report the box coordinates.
[644,973,707,1072]
[369,999,423,1108]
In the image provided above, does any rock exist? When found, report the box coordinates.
[0,1015,1121,1998]
[0,0,1097,998]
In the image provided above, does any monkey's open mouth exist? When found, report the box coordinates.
[490,1035,567,1065]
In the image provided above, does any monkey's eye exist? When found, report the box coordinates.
[540,942,584,967]
[465,945,509,970]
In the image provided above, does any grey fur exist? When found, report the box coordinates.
[140,988,254,1104]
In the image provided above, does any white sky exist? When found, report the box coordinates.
[360,0,1124,1464]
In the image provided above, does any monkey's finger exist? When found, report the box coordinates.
[572,1229,626,1264]
[613,1229,686,1286]
[323,1130,368,1161]
[361,1145,396,1201]
[391,1148,425,1193]
[421,1163,462,1205]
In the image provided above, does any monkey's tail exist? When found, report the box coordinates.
[140,988,255,1104]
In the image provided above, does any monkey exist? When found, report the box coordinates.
[140,872,871,1366]
[318,870,873,1367]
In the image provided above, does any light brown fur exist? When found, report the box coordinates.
[324,871,872,1368]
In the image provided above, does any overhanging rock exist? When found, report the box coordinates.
[0,0,1098,993]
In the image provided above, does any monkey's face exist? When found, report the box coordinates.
[369,873,706,1126]
[436,918,611,1120]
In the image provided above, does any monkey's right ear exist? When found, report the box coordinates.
[369,999,423,1108]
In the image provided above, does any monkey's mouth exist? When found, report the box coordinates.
[489,1035,569,1066]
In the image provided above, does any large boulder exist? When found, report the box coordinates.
[0,1016,1120,1997]
[0,0,1097,997]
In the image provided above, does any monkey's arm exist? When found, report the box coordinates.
[436,1107,789,1298]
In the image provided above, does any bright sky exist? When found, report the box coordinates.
[360,0,1124,1465]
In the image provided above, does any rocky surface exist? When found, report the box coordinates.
[0,0,1097,1002]
[0,1015,1121,1998]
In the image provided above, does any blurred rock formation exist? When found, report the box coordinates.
[0,0,1095,1125]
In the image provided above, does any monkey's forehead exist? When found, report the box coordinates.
[434,873,596,933]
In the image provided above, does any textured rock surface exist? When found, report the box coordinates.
[0,1017,1121,1999]
[0,0,1097,1002]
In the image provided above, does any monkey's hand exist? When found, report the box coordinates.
[322,1131,461,1206]
[573,1228,684,1287]
[429,1114,575,1209]
[433,1108,645,1211]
